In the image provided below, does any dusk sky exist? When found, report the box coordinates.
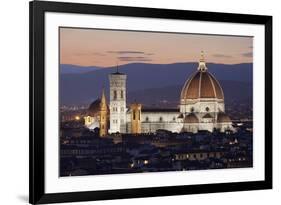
[60,27,253,67]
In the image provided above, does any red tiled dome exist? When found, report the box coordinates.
[88,99,101,116]
[181,70,224,100]
[184,113,199,123]
[217,112,231,123]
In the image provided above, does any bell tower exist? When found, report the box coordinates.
[99,88,108,137]
[108,66,127,133]
[130,102,142,134]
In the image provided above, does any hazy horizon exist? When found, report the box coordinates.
[60,27,253,67]
[60,61,253,69]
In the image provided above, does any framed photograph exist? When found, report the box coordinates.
[29,1,272,204]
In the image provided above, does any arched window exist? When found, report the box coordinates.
[113,90,117,100]
[146,117,149,122]
[121,90,124,99]
[133,111,136,120]
[190,107,194,112]
[159,117,163,122]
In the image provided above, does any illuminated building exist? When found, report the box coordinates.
[99,89,109,137]
[108,67,127,134]
[85,52,234,134]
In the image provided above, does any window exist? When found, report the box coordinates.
[113,90,117,100]
[133,111,136,120]
[159,117,163,122]
[190,107,194,112]
[121,90,124,99]
[121,107,124,112]
[173,117,176,121]
[146,117,149,122]
[205,107,210,112]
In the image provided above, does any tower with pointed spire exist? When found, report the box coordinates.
[99,88,108,137]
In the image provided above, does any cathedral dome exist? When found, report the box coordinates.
[88,99,101,116]
[184,113,199,123]
[202,113,213,118]
[217,112,231,123]
[181,53,224,100]
[88,90,109,117]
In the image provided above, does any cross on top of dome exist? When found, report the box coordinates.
[198,51,207,72]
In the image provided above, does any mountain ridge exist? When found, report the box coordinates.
[59,62,253,105]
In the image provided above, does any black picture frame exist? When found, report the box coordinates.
[29,1,272,204]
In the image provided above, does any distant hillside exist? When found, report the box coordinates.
[127,81,252,108]
[60,64,101,74]
[59,62,253,105]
